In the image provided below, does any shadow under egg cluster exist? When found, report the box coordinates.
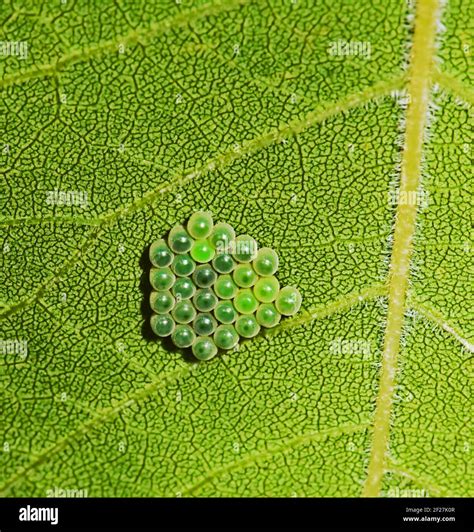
[148,211,302,361]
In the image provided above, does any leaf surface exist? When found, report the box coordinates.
[0,0,472,497]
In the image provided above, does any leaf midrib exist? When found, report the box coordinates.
[362,0,442,497]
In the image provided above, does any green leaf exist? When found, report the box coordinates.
[0,0,471,497]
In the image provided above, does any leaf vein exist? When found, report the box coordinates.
[363,0,443,497]
[0,286,381,494]
[179,423,370,496]
[0,0,250,89]
[407,296,474,352]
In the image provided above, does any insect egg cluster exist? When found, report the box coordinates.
[149,211,302,361]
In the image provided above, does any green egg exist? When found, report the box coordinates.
[214,300,237,324]
[214,275,238,300]
[192,336,218,361]
[187,211,214,240]
[209,222,235,253]
[193,288,218,312]
[253,276,280,303]
[214,325,239,350]
[275,286,302,316]
[234,289,259,315]
[149,239,174,268]
[235,315,260,338]
[171,300,196,324]
[150,313,175,337]
[232,234,258,263]
[232,263,257,288]
[149,267,176,291]
[172,277,196,300]
[190,239,215,263]
[212,253,235,274]
[256,303,281,328]
[192,264,217,288]
[168,224,193,254]
[193,313,217,336]
[252,247,279,277]
[171,253,196,277]
[171,324,195,348]
[150,290,175,314]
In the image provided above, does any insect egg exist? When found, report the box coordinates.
[256,303,281,328]
[209,222,235,253]
[193,288,218,312]
[214,300,238,324]
[232,234,258,263]
[213,275,238,300]
[150,313,175,337]
[172,277,196,300]
[214,325,239,350]
[149,239,174,268]
[171,324,196,348]
[212,253,235,274]
[150,290,176,314]
[252,247,279,277]
[233,263,258,288]
[192,336,218,360]
[149,267,176,291]
[253,276,280,303]
[190,239,215,263]
[171,253,196,277]
[172,300,197,324]
[193,313,217,336]
[233,289,259,315]
[235,314,260,338]
[192,264,217,288]
[168,225,193,254]
[187,211,214,240]
[275,286,302,316]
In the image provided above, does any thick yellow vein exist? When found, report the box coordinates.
[407,295,474,353]
[362,0,442,497]
[0,287,378,493]
[433,68,474,106]
[179,423,369,496]
[0,0,249,89]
